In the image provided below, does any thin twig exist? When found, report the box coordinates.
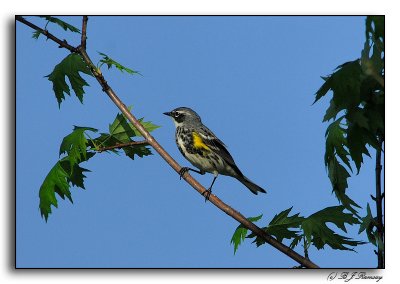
[97,140,149,152]
[375,139,384,268]
[16,16,77,52]
[81,16,88,49]
[16,16,320,268]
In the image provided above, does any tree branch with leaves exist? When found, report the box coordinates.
[16,15,320,268]
[313,16,384,268]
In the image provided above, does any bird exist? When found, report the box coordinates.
[163,107,266,201]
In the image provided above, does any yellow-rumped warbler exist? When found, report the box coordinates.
[164,107,266,200]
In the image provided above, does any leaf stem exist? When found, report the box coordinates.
[97,140,149,152]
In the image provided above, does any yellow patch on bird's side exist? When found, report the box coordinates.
[192,132,211,151]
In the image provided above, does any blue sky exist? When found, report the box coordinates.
[16,16,379,268]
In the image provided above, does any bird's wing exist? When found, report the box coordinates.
[198,126,237,168]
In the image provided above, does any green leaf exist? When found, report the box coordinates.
[91,112,158,160]
[59,126,98,169]
[61,152,95,188]
[327,158,360,214]
[266,208,304,242]
[98,52,140,75]
[251,208,304,246]
[325,118,351,171]
[39,155,93,221]
[314,76,332,104]
[314,60,362,109]
[346,108,369,130]
[358,203,378,246]
[347,124,371,173]
[230,215,262,255]
[109,113,136,141]
[289,235,303,249]
[39,161,70,221]
[302,206,364,251]
[323,99,344,122]
[32,30,41,39]
[122,144,152,159]
[46,54,93,107]
[39,16,81,33]
[130,118,160,137]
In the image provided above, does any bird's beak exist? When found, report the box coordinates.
[163,111,172,117]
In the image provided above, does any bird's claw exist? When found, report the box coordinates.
[179,167,190,180]
[202,189,212,202]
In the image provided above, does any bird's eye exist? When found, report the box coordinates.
[174,112,182,118]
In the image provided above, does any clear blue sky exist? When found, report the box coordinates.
[16,16,378,268]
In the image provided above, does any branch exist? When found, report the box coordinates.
[97,140,149,152]
[375,139,384,268]
[17,16,320,268]
[16,16,77,52]
[81,16,88,49]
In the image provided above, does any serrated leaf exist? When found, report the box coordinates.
[46,54,93,107]
[230,215,262,255]
[363,100,384,137]
[122,145,152,159]
[39,16,81,33]
[59,126,98,169]
[98,52,140,75]
[39,161,70,221]
[248,208,304,248]
[314,60,362,108]
[61,152,95,188]
[325,118,351,171]
[323,99,344,122]
[264,207,304,242]
[39,155,93,221]
[358,203,378,246]
[302,206,364,251]
[346,108,369,130]
[129,118,160,137]
[92,112,158,160]
[32,30,41,39]
[109,113,136,141]
[289,235,303,249]
[347,124,371,173]
[327,158,360,214]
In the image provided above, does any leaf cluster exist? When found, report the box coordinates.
[45,51,138,108]
[39,114,159,221]
[35,20,155,221]
[231,206,365,255]
[313,16,384,214]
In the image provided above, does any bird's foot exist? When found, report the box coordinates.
[179,167,190,180]
[201,188,212,202]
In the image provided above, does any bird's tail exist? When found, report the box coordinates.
[236,175,266,195]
